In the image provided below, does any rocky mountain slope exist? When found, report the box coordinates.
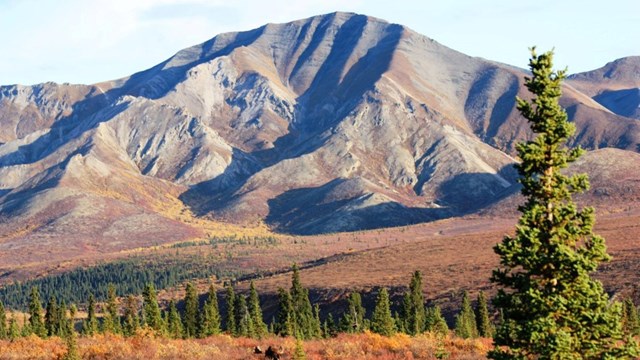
[0,11,638,254]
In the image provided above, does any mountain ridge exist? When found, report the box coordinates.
[0,11,638,265]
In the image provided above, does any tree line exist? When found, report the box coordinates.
[1,266,639,343]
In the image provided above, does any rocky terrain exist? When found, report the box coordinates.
[0,11,638,265]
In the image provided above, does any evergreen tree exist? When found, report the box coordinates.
[9,316,20,340]
[312,304,322,338]
[425,305,449,335]
[248,281,268,338]
[102,284,121,334]
[0,300,7,339]
[401,271,426,335]
[123,295,139,336]
[475,291,494,337]
[276,287,294,337]
[293,337,307,360]
[234,294,253,337]
[225,284,236,335]
[183,282,199,338]
[199,284,221,337]
[289,264,318,339]
[45,296,59,337]
[83,293,99,335]
[142,283,164,332]
[325,313,337,338]
[28,286,46,337]
[21,313,32,337]
[490,48,639,359]
[622,299,640,336]
[67,304,77,335]
[167,300,183,339]
[455,291,478,339]
[371,287,395,336]
[62,327,80,360]
[340,292,366,333]
[56,300,69,337]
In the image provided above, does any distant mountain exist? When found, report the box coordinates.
[0,11,638,258]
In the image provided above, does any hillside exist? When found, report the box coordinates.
[0,12,639,271]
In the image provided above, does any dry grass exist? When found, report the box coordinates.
[0,331,491,360]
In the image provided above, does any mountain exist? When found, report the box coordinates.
[0,11,639,262]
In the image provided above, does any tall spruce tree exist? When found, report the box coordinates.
[455,291,478,339]
[234,294,253,337]
[290,264,319,339]
[425,305,449,335]
[167,300,183,339]
[340,292,366,333]
[401,271,426,335]
[83,293,99,335]
[9,315,20,340]
[225,284,236,335]
[371,287,395,336]
[142,283,164,332]
[248,281,268,338]
[275,287,295,337]
[490,48,639,359]
[199,284,221,337]
[0,301,6,339]
[28,286,46,337]
[102,284,121,334]
[123,295,139,336]
[45,296,59,337]
[183,282,199,338]
[475,291,494,337]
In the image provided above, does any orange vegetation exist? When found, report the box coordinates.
[0,331,492,360]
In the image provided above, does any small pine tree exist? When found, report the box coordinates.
[475,291,494,337]
[454,291,478,339]
[225,284,236,335]
[142,283,164,333]
[371,287,395,336]
[102,284,121,334]
[62,328,80,360]
[490,48,639,359]
[199,284,221,337]
[45,296,59,337]
[83,293,99,336]
[248,281,268,338]
[293,337,307,360]
[56,300,69,338]
[167,300,183,339]
[340,292,366,333]
[123,295,139,336]
[183,282,199,338]
[9,315,20,340]
[28,286,46,337]
[400,271,426,335]
[289,264,318,339]
[0,301,7,340]
[234,294,253,337]
[622,299,640,336]
[425,305,449,335]
[276,287,295,337]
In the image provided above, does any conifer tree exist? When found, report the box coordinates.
[167,300,183,339]
[340,292,366,333]
[67,304,77,335]
[490,48,639,359]
[102,284,121,334]
[28,286,46,337]
[62,326,80,360]
[123,295,139,336]
[0,300,7,339]
[21,313,32,337]
[622,299,640,336]
[225,284,236,335]
[293,337,307,360]
[199,284,221,337]
[57,300,69,337]
[475,291,494,337]
[276,287,294,337]
[142,284,164,332]
[83,293,99,335]
[183,282,199,338]
[371,287,395,336]
[234,294,253,337]
[401,271,426,335]
[248,281,268,338]
[9,315,20,340]
[289,264,318,339]
[425,305,449,335]
[325,313,337,338]
[45,296,59,337]
[455,291,478,339]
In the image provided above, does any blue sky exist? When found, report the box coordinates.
[1,0,638,85]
